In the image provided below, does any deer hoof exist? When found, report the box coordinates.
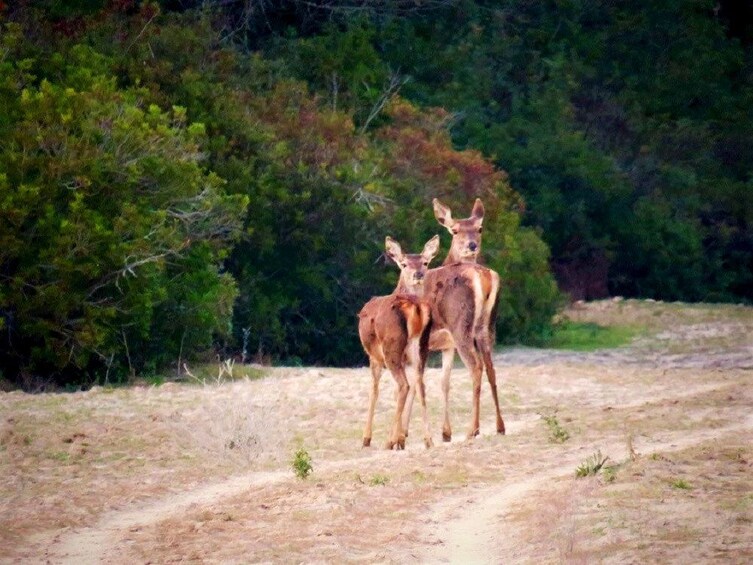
[385,440,394,450]
[424,437,434,449]
[442,432,452,442]
[362,437,371,447]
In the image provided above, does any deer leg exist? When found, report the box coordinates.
[469,367,482,439]
[401,338,422,438]
[416,364,433,448]
[401,366,416,439]
[483,346,505,435]
[456,345,483,439]
[407,339,433,448]
[386,366,409,450]
[440,348,455,442]
[362,359,383,448]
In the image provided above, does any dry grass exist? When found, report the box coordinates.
[2,299,753,563]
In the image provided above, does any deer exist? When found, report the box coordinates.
[402,198,505,442]
[358,235,440,450]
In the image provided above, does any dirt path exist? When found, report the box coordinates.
[41,376,749,564]
[41,453,395,564]
[420,416,753,564]
[40,470,286,564]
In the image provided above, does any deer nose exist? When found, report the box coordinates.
[469,242,478,252]
[415,271,424,280]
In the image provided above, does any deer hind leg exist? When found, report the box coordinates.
[386,364,409,450]
[440,347,455,442]
[401,338,421,439]
[407,336,433,448]
[362,358,384,448]
[481,272,504,434]
[416,365,433,448]
[482,344,505,435]
[456,342,483,440]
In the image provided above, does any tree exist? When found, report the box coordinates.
[0,37,245,386]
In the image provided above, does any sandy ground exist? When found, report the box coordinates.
[1,299,752,563]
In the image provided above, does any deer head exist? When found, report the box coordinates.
[433,198,484,264]
[385,235,440,294]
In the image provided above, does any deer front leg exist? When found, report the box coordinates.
[362,359,383,448]
[440,348,455,442]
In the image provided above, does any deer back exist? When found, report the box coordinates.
[358,294,431,364]
[424,263,499,341]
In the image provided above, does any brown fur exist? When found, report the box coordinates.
[424,262,504,440]
[358,237,438,450]
[404,199,505,441]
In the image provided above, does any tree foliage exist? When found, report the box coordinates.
[4,0,751,386]
[0,21,245,386]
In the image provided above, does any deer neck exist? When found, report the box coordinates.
[442,249,478,265]
[394,277,424,296]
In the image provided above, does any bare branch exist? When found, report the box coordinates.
[359,72,409,134]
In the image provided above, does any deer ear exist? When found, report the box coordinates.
[422,235,440,263]
[433,198,455,230]
[385,236,404,265]
[471,198,485,223]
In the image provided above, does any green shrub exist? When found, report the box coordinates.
[292,448,313,480]
[541,414,570,443]
[576,450,609,478]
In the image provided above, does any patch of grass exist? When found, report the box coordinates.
[47,450,71,462]
[291,448,313,480]
[576,450,609,478]
[411,470,427,484]
[543,321,640,351]
[670,478,692,490]
[369,474,389,486]
[541,413,570,443]
[602,464,619,483]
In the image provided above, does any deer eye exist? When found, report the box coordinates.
[478,227,483,233]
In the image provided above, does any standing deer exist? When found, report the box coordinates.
[403,198,505,441]
[358,235,440,450]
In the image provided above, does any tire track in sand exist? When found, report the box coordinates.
[419,415,753,564]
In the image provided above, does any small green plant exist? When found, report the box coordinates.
[576,450,609,478]
[292,448,313,480]
[369,474,390,486]
[670,478,692,490]
[541,413,570,443]
[602,464,618,483]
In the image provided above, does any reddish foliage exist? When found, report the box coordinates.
[247,82,364,173]
[378,97,517,217]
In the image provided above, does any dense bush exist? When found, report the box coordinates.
[0,25,245,386]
